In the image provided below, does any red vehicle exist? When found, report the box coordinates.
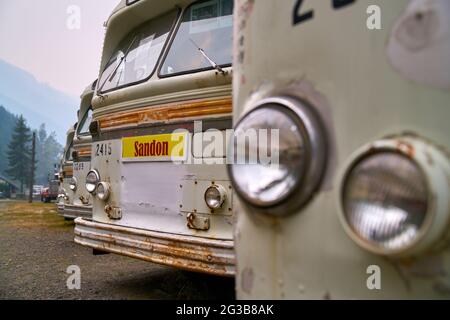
[41,180,59,203]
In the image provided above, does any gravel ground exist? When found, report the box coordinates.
[0,200,235,300]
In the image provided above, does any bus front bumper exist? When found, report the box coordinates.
[74,218,235,277]
[59,204,92,220]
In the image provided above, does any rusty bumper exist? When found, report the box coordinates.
[59,204,92,220]
[74,218,236,277]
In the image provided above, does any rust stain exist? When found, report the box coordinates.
[74,218,235,277]
[396,140,415,157]
[98,97,232,131]
[398,254,446,278]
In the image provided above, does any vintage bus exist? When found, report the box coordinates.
[57,126,75,216]
[64,82,96,219]
[230,0,450,298]
[74,0,235,276]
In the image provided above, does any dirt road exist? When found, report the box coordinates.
[0,201,234,300]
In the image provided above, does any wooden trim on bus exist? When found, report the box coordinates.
[75,147,92,158]
[98,97,232,131]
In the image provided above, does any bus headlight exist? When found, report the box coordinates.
[339,137,450,257]
[343,152,428,252]
[86,170,100,194]
[69,177,77,191]
[228,96,327,216]
[97,182,111,201]
[205,185,227,209]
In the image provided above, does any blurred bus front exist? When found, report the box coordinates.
[74,0,236,276]
[63,81,96,219]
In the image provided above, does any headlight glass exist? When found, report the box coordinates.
[230,106,306,207]
[69,177,77,191]
[86,170,100,194]
[205,185,226,209]
[97,182,110,201]
[343,152,428,252]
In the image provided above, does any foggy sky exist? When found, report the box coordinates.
[0,0,119,97]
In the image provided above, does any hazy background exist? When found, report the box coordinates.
[0,0,119,145]
[0,0,119,97]
[0,0,119,185]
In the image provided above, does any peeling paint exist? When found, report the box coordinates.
[241,267,254,294]
[399,254,446,278]
[387,0,450,90]
[74,217,235,277]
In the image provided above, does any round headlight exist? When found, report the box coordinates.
[86,170,100,194]
[97,182,110,201]
[69,177,77,191]
[205,185,227,209]
[339,137,450,257]
[228,96,326,215]
[343,152,428,253]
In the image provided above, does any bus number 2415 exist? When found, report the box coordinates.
[95,143,112,157]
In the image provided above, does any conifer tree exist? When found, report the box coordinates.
[6,115,32,193]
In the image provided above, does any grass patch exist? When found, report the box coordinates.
[0,201,73,230]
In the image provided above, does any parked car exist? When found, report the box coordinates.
[41,180,59,203]
[33,185,44,197]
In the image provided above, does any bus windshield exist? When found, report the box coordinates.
[160,0,233,76]
[65,142,73,161]
[77,108,92,136]
[98,10,178,93]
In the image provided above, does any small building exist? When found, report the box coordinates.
[0,174,19,199]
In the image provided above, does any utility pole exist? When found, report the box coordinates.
[28,132,36,203]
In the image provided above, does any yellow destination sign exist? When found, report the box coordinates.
[122,132,188,162]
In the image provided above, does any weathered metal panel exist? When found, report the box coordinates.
[233,0,450,299]
[74,217,235,277]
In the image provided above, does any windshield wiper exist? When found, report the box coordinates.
[98,35,138,94]
[189,38,226,75]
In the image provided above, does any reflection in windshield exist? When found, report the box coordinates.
[161,0,233,76]
[98,10,178,92]
[66,143,73,161]
[78,109,93,135]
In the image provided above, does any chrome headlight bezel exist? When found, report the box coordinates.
[204,185,227,209]
[228,96,327,216]
[338,137,450,257]
[86,170,100,194]
[69,177,77,191]
[96,182,111,201]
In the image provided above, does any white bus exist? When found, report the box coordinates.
[74,0,235,276]
[57,126,75,215]
[230,0,450,298]
[64,81,96,219]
